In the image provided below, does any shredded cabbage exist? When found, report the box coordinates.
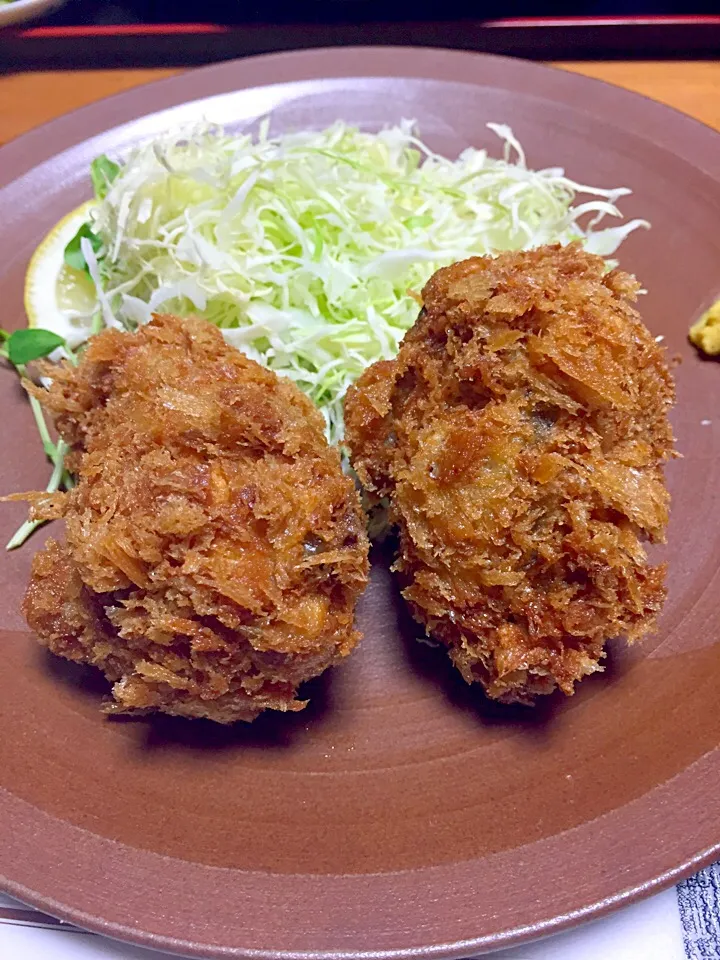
[67,120,648,442]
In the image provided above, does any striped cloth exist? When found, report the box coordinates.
[678,863,720,960]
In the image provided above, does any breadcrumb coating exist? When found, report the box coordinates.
[345,244,674,703]
[22,314,369,722]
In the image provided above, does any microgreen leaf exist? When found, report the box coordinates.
[7,328,66,366]
[6,439,70,550]
[90,154,120,200]
[64,223,102,273]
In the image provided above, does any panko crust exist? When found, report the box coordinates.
[23,314,369,722]
[345,244,675,703]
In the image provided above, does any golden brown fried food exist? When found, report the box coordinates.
[22,314,369,722]
[345,244,674,703]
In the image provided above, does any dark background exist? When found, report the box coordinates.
[7,0,718,66]
[37,0,720,23]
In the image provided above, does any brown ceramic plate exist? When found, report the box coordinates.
[1,46,720,960]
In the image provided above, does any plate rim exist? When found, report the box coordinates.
[2,46,720,188]
[2,45,720,960]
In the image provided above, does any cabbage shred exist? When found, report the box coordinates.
[66,121,647,443]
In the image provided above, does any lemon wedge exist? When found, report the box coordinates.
[24,200,98,336]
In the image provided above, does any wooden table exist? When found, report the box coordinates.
[1,61,719,145]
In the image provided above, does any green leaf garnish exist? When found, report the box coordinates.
[7,328,66,366]
[90,154,120,200]
[64,222,102,272]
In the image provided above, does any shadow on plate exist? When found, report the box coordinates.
[43,648,113,698]
[138,670,335,752]
[41,647,335,751]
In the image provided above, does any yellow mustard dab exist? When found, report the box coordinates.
[690,299,720,355]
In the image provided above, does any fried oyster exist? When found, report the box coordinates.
[345,244,674,703]
[22,314,369,722]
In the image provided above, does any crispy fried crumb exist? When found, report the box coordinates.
[23,314,369,722]
[345,244,675,703]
